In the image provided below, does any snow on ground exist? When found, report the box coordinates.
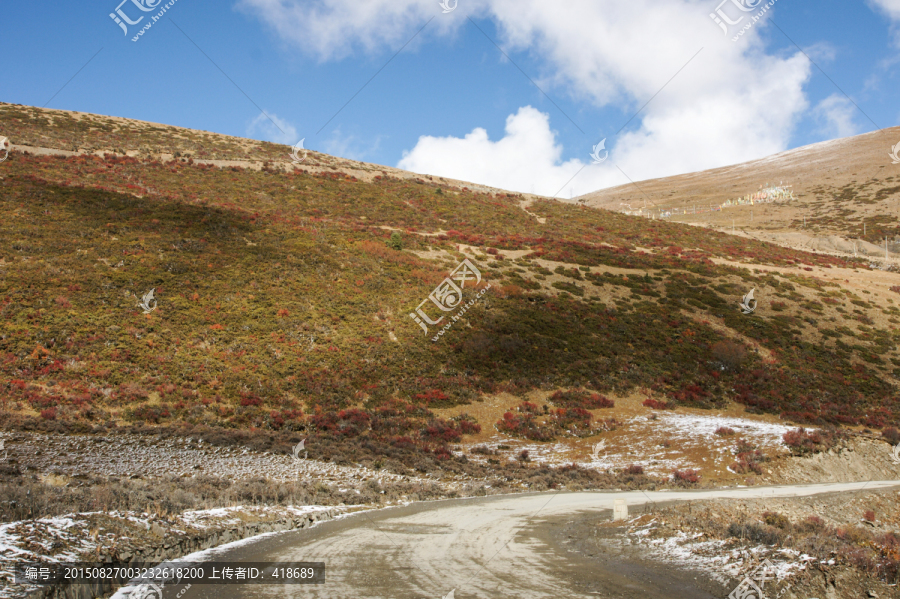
[0,504,351,599]
[107,505,356,599]
[624,517,817,589]
[459,412,795,478]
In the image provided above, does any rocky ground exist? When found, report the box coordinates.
[0,431,450,488]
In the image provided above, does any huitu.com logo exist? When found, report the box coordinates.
[890,142,900,165]
[739,288,756,314]
[0,136,9,162]
[710,0,781,41]
[110,0,181,42]
[409,258,490,341]
[439,0,458,14]
[590,139,608,164]
[292,438,308,460]
[290,139,308,164]
[138,288,158,314]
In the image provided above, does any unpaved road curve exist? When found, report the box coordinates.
[152,481,900,599]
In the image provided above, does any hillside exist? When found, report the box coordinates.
[579,127,900,256]
[1,102,900,484]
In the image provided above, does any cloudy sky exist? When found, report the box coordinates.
[2,0,899,197]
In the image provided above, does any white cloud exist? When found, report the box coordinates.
[236,0,454,61]
[868,0,900,43]
[812,94,862,139]
[868,0,900,22]
[323,127,384,162]
[398,106,588,196]
[239,0,819,194]
[246,111,298,145]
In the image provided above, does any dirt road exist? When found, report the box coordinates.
[116,481,900,599]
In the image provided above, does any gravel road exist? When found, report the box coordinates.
[124,480,900,599]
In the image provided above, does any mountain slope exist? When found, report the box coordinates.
[1,103,899,478]
[579,127,900,249]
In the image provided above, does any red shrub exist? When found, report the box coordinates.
[624,464,644,475]
[414,389,450,406]
[421,420,462,443]
[672,469,700,484]
[783,427,834,455]
[40,407,57,420]
[518,401,541,414]
[496,411,555,441]
[432,446,452,460]
[715,426,736,436]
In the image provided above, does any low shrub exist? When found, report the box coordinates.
[782,427,837,456]
[726,522,783,545]
[672,469,700,484]
[552,407,593,436]
[763,511,790,529]
[710,339,748,371]
[517,401,542,415]
[882,426,900,445]
[495,411,555,442]
[714,426,736,436]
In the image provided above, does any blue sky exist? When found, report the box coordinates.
[2,0,899,197]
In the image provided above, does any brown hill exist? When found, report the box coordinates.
[579,127,900,255]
